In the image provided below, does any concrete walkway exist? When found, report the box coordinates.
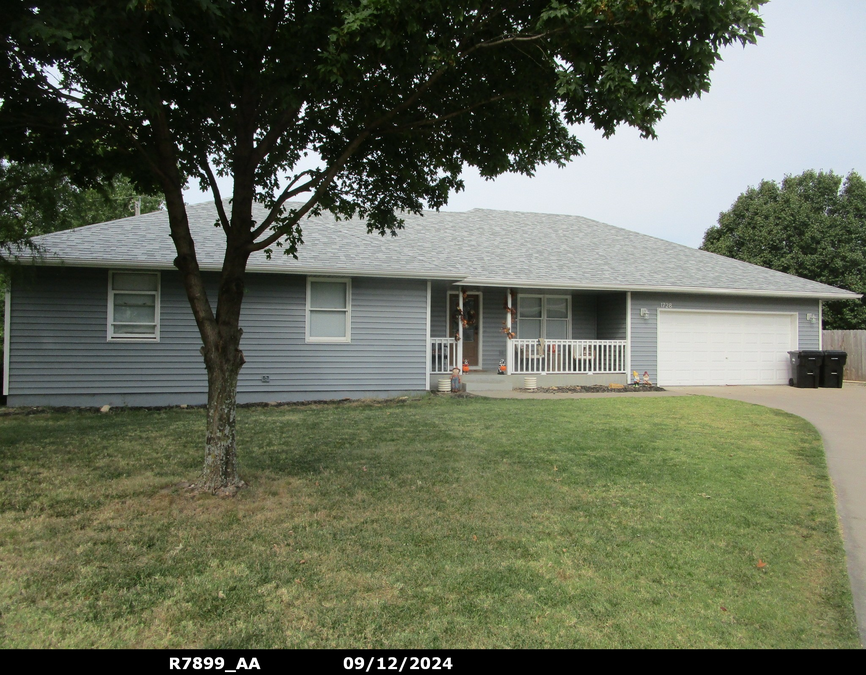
[479,382,866,644]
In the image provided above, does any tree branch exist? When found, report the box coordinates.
[246,20,569,253]
[249,102,304,167]
[201,159,232,232]
[388,94,509,132]
[250,169,319,240]
[248,129,371,252]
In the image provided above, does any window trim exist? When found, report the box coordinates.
[107,270,161,342]
[306,277,352,343]
[517,294,571,340]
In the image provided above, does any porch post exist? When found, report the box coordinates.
[458,287,464,370]
[425,281,431,390]
[506,288,513,375]
[625,291,632,378]
[818,300,823,349]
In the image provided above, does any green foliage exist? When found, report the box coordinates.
[1,0,767,241]
[702,170,866,330]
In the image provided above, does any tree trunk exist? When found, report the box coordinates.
[192,206,253,493]
[151,108,255,494]
[198,344,245,493]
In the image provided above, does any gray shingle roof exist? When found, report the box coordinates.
[23,201,859,299]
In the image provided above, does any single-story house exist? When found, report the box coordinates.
[3,202,860,406]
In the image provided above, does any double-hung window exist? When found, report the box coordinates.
[517,295,570,339]
[108,271,160,341]
[306,277,351,342]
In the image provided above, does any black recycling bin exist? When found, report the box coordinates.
[788,350,823,388]
[819,350,848,388]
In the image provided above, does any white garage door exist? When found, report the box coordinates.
[658,310,797,386]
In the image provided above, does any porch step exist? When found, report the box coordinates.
[463,379,515,393]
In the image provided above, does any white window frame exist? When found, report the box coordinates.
[306,277,352,343]
[107,270,161,342]
[517,294,571,340]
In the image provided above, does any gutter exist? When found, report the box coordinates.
[15,255,861,301]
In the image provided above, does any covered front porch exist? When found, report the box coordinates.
[428,284,630,387]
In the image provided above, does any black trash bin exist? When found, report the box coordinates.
[788,350,823,388]
[819,350,847,388]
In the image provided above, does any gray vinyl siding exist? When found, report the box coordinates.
[430,281,450,337]
[239,275,427,395]
[481,289,509,371]
[597,292,627,340]
[571,293,598,339]
[629,292,821,384]
[7,267,428,406]
[8,267,208,402]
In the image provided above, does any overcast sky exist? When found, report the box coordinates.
[184,1,866,250]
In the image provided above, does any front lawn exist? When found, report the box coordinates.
[0,395,859,648]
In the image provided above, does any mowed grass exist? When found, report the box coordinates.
[0,395,859,648]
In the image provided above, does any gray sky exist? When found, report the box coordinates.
[184,0,866,250]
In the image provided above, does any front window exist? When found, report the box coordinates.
[108,271,160,341]
[518,295,570,339]
[307,278,351,342]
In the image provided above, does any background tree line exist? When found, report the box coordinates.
[702,169,866,330]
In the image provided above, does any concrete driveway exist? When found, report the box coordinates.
[675,383,866,645]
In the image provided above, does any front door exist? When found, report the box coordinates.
[449,293,481,368]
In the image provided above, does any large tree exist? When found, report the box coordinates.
[702,170,866,330]
[1,0,766,492]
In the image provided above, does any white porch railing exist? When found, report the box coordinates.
[511,339,627,374]
[430,337,458,373]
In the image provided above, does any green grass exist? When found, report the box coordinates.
[0,395,859,648]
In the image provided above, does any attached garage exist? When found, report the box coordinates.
[657,310,798,386]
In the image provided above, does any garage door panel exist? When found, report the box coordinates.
[658,311,795,386]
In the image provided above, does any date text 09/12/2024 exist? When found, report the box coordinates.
[168,656,454,672]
